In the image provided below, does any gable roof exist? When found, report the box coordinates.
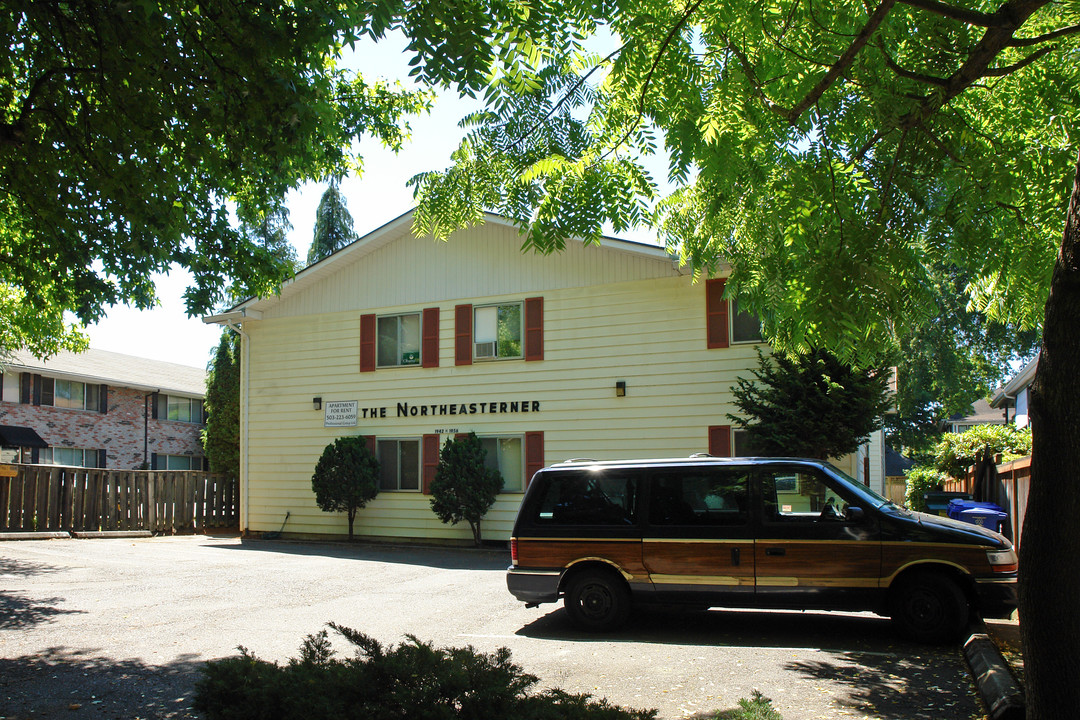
[4,348,206,397]
[990,351,1040,409]
[212,210,680,321]
[946,398,1005,427]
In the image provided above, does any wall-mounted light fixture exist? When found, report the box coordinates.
[313,397,322,411]
[615,381,626,398]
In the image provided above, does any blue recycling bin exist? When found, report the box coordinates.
[947,499,1008,533]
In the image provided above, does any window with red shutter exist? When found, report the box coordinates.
[360,314,376,372]
[524,297,543,361]
[455,304,473,366]
[422,434,440,494]
[422,307,440,368]
[706,278,729,349]
[708,425,732,457]
[524,431,544,488]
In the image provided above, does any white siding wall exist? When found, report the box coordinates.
[1015,388,1031,428]
[238,220,862,543]
[242,274,762,542]
[258,221,677,320]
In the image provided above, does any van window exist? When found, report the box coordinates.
[762,469,851,522]
[649,470,749,526]
[533,472,637,525]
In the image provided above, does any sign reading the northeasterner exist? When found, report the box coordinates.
[323,401,358,427]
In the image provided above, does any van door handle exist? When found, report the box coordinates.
[731,547,740,566]
[765,547,786,557]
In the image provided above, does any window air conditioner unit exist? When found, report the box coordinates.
[474,341,497,359]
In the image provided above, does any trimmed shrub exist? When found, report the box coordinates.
[194,624,657,720]
[932,424,1032,479]
[430,432,503,545]
[311,436,379,540]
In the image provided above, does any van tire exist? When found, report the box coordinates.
[564,570,631,631]
[889,571,969,643]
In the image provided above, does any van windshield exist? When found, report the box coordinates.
[822,462,892,510]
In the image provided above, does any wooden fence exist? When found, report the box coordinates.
[944,455,1031,547]
[0,464,238,535]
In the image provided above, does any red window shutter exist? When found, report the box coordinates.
[422,434,440,495]
[524,431,544,488]
[524,296,544,361]
[706,278,729,349]
[364,435,377,456]
[360,314,376,372]
[708,425,732,457]
[422,307,440,368]
[454,304,473,366]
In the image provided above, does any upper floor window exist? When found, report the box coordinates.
[154,394,204,424]
[377,313,421,367]
[53,379,100,410]
[474,303,521,360]
[731,301,763,343]
[26,376,107,412]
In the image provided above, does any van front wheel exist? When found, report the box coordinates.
[889,571,969,643]
[564,570,631,631]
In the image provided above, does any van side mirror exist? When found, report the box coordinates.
[846,506,865,522]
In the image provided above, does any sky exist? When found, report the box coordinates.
[84,33,664,370]
[84,37,477,369]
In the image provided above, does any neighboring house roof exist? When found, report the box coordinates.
[946,398,1006,428]
[885,447,915,477]
[4,348,205,396]
[990,351,1040,409]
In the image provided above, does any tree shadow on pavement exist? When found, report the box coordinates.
[0,648,205,720]
[0,555,61,578]
[0,590,84,630]
[784,652,980,719]
[516,606,982,719]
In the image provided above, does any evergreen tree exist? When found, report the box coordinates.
[202,330,240,479]
[311,436,380,540]
[430,433,503,546]
[729,350,892,460]
[307,178,358,264]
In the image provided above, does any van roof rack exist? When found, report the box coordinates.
[559,458,598,464]
[689,452,715,458]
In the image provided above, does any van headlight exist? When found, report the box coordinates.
[986,548,1018,573]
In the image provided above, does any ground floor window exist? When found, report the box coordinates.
[478,436,524,493]
[733,429,756,457]
[378,438,421,491]
[152,454,204,470]
[40,447,102,468]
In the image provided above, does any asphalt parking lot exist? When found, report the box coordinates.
[0,535,982,720]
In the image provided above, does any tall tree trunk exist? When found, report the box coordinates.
[1020,150,1080,718]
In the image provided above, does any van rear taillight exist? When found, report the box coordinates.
[510,537,518,566]
[987,548,1018,573]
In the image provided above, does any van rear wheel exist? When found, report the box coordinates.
[564,570,631,631]
[889,571,969,643]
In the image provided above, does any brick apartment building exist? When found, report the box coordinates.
[0,348,207,470]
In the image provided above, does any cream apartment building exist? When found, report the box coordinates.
[206,211,882,543]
